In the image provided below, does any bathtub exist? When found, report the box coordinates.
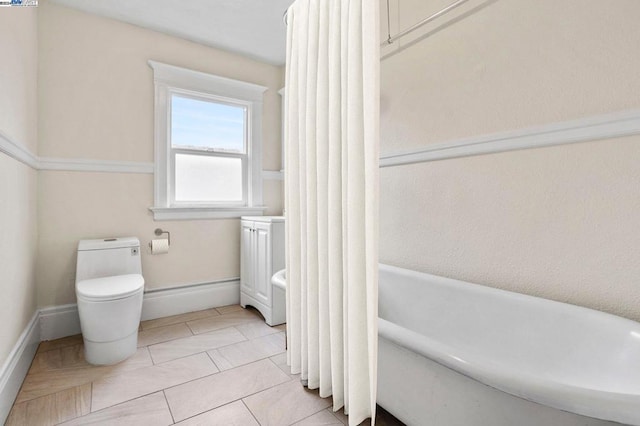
[378,263,640,426]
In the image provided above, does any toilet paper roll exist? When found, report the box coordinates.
[150,239,169,255]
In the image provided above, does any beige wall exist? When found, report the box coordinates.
[0,8,38,154]
[380,0,640,321]
[0,8,39,362]
[37,0,284,307]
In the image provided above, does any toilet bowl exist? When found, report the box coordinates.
[75,237,144,365]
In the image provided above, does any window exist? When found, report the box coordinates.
[171,94,246,204]
[149,61,267,220]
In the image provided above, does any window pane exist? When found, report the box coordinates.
[175,154,243,202]
[171,95,245,153]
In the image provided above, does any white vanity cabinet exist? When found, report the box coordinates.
[240,216,285,325]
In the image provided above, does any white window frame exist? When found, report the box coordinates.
[148,60,267,220]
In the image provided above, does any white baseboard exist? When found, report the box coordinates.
[141,278,240,321]
[1,280,239,421]
[39,304,82,342]
[38,278,241,340]
[0,312,40,424]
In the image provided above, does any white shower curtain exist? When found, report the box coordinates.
[284,0,379,425]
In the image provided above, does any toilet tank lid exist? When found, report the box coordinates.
[78,237,140,251]
[76,274,144,301]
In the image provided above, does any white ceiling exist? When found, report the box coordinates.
[50,0,295,65]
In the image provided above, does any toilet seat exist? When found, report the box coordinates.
[76,274,144,302]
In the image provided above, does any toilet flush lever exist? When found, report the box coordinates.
[153,228,170,245]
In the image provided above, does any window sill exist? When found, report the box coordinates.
[149,206,267,221]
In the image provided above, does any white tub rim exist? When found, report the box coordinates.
[378,263,640,426]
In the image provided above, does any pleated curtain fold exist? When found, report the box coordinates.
[284,1,379,425]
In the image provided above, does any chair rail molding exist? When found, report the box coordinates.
[0,130,39,170]
[262,170,284,180]
[4,109,639,172]
[380,109,640,167]
[38,157,155,174]
[0,138,285,178]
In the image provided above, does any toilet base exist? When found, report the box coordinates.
[83,331,138,365]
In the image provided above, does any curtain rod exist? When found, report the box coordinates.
[282,0,471,47]
[381,0,472,46]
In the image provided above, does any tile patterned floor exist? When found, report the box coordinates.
[7,305,403,426]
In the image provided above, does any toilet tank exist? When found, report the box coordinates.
[76,237,142,283]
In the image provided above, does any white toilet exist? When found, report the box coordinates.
[75,237,144,365]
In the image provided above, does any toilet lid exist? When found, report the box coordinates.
[76,274,144,301]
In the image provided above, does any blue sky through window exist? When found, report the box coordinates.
[171,95,245,152]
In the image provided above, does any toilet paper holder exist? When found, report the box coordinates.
[152,228,170,246]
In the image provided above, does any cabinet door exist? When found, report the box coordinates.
[240,221,254,296]
[254,222,272,305]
